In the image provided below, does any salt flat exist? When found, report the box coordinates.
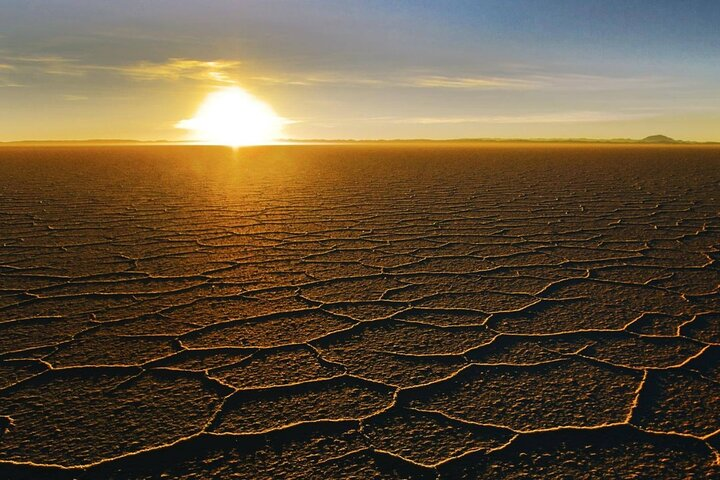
[0,144,718,478]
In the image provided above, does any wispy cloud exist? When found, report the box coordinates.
[62,94,89,101]
[248,71,665,92]
[388,111,655,124]
[0,55,243,83]
[0,53,677,96]
[250,73,384,87]
[0,79,23,88]
[407,75,533,89]
[113,58,242,82]
[527,73,674,91]
[0,61,23,87]
[1,55,85,76]
[249,72,533,90]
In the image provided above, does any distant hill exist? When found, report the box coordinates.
[640,135,679,144]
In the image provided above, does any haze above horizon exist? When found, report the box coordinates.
[1,1,719,142]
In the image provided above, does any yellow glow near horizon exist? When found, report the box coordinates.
[176,87,285,146]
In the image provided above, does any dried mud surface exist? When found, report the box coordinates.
[0,144,718,478]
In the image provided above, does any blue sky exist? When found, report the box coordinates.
[1,0,719,140]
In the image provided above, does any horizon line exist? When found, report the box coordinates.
[1,135,719,146]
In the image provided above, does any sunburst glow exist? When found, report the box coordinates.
[176,87,286,146]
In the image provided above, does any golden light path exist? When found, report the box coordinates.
[176,86,287,146]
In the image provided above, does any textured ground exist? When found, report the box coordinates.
[0,144,718,479]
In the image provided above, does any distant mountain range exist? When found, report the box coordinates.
[1,135,717,145]
[287,135,715,145]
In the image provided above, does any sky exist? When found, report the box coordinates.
[1,0,719,141]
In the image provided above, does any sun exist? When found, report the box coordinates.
[176,87,286,146]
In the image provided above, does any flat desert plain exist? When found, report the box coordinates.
[0,144,718,478]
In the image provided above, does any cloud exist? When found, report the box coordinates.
[0,55,85,76]
[248,72,533,90]
[0,53,676,97]
[527,73,674,91]
[407,75,533,89]
[62,94,88,101]
[0,61,23,87]
[248,71,660,92]
[0,79,23,88]
[249,73,384,87]
[0,55,242,83]
[113,58,242,82]
[243,68,665,93]
[388,111,654,125]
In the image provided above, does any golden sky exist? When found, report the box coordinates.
[1,1,719,142]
